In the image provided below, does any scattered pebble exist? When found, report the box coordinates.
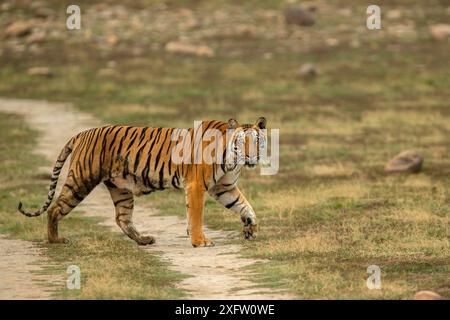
[414,291,445,300]
[283,5,315,27]
[27,67,53,78]
[384,150,423,174]
[26,31,46,44]
[34,7,54,19]
[5,21,32,38]
[165,41,214,58]
[106,34,119,46]
[429,24,450,40]
[299,63,318,78]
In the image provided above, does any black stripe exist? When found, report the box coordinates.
[171,174,181,189]
[100,126,114,176]
[225,197,240,209]
[203,174,209,191]
[133,128,151,174]
[108,126,122,152]
[153,129,169,171]
[158,167,165,190]
[142,128,162,188]
[125,128,139,154]
[117,126,133,156]
[103,180,117,189]
[88,128,104,184]
[114,197,133,207]
[216,190,229,197]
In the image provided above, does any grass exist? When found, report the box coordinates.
[0,114,185,299]
[0,0,449,299]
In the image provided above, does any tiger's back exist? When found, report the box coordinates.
[69,125,189,196]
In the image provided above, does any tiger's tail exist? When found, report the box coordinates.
[18,138,75,217]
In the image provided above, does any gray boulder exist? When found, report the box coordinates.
[384,150,423,174]
[283,5,315,27]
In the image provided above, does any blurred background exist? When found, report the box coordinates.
[0,0,449,299]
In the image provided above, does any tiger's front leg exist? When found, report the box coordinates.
[208,185,258,240]
[185,183,214,247]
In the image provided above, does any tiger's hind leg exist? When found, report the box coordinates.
[106,184,155,246]
[47,177,94,244]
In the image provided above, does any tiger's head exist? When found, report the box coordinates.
[225,117,267,170]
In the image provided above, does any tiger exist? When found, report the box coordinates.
[18,117,267,247]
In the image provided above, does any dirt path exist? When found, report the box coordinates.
[0,98,292,300]
[0,236,59,299]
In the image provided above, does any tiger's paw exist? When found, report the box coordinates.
[136,235,155,246]
[243,224,258,240]
[49,237,71,245]
[191,237,215,248]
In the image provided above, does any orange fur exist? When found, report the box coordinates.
[18,118,266,247]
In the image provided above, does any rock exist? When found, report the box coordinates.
[195,45,215,57]
[26,31,46,44]
[106,34,119,46]
[384,150,423,174]
[414,291,445,300]
[299,63,318,78]
[1,2,12,11]
[34,7,54,19]
[165,41,214,58]
[326,38,339,47]
[283,5,315,27]
[27,67,53,78]
[429,24,450,40]
[5,21,32,38]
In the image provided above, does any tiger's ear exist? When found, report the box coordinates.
[255,117,266,129]
[228,118,239,129]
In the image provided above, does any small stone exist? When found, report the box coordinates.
[1,2,12,11]
[283,5,315,27]
[106,34,119,46]
[27,67,53,78]
[165,41,214,58]
[26,31,46,44]
[5,21,32,38]
[384,150,423,174]
[299,63,318,78]
[34,7,54,19]
[326,38,339,47]
[414,291,444,300]
[195,45,215,58]
[429,24,450,40]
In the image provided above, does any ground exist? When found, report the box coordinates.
[0,0,449,299]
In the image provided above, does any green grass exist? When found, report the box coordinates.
[0,0,449,299]
[0,114,185,299]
